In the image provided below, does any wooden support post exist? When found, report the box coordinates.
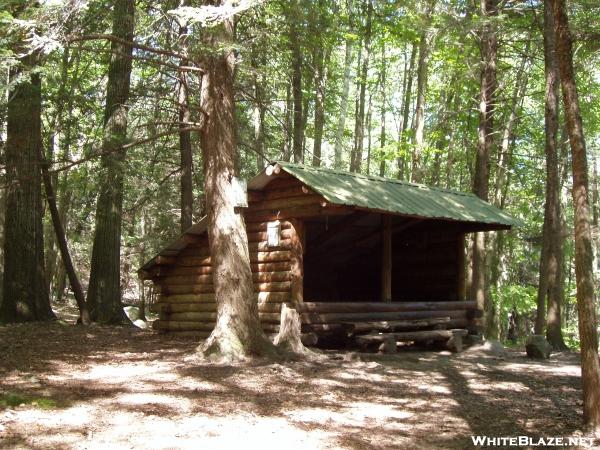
[381,215,392,303]
[457,233,466,301]
[289,218,304,308]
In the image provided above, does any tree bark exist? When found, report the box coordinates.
[86,0,135,325]
[535,0,567,350]
[552,0,600,431]
[411,0,436,183]
[199,2,276,360]
[397,42,417,179]
[350,0,372,174]
[178,0,194,233]
[40,153,90,325]
[0,53,55,323]
[379,42,387,177]
[470,0,498,337]
[288,0,304,164]
[312,0,329,168]
[333,0,355,169]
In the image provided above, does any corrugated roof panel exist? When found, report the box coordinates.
[277,162,518,227]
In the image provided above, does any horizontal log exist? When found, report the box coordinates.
[254,281,291,292]
[355,329,469,344]
[176,256,211,267]
[298,301,477,314]
[152,302,284,314]
[179,247,210,257]
[158,293,215,303]
[251,262,291,272]
[150,265,213,278]
[345,317,452,334]
[247,229,293,243]
[249,195,324,213]
[161,271,294,285]
[245,220,292,232]
[301,323,352,333]
[248,186,314,203]
[302,310,468,324]
[243,204,351,223]
[168,311,281,322]
[248,239,292,252]
[154,320,280,333]
[253,271,291,283]
[159,284,215,295]
[250,251,291,263]
[162,274,212,285]
[256,292,292,303]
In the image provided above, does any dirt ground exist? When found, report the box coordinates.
[0,311,591,450]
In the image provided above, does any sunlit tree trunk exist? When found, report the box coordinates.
[334,0,355,169]
[379,42,387,177]
[397,42,417,179]
[552,0,600,431]
[178,0,194,232]
[470,0,497,337]
[199,1,276,360]
[350,0,372,173]
[535,0,567,350]
[87,0,135,324]
[411,0,435,183]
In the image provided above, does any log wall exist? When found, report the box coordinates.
[151,174,321,337]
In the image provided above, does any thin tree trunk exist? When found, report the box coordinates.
[199,2,276,360]
[411,0,436,183]
[282,82,292,161]
[288,0,303,164]
[312,2,329,168]
[350,0,373,174]
[86,0,135,325]
[379,42,387,177]
[334,0,355,169]
[0,53,54,323]
[470,0,498,337]
[398,42,417,179]
[552,0,600,430]
[178,0,193,232]
[40,153,90,324]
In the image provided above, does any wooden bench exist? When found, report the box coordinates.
[341,317,451,334]
[355,329,469,353]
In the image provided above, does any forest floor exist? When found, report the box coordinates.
[0,306,591,449]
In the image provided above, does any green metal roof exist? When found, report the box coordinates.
[276,162,518,228]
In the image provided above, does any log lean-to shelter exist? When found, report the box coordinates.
[139,162,518,349]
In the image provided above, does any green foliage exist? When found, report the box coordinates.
[0,392,60,410]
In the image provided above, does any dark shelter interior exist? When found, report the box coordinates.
[303,212,466,303]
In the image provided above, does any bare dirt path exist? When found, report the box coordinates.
[0,321,588,449]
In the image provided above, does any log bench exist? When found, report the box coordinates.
[355,329,469,353]
[341,317,452,334]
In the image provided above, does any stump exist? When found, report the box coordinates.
[526,335,552,359]
[273,304,307,354]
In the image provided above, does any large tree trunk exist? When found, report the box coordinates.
[535,0,567,350]
[0,53,54,323]
[552,0,600,431]
[333,0,355,169]
[86,0,135,325]
[349,0,372,173]
[470,0,498,337]
[411,0,435,183]
[178,0,194,232]
[199,3,276,360]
